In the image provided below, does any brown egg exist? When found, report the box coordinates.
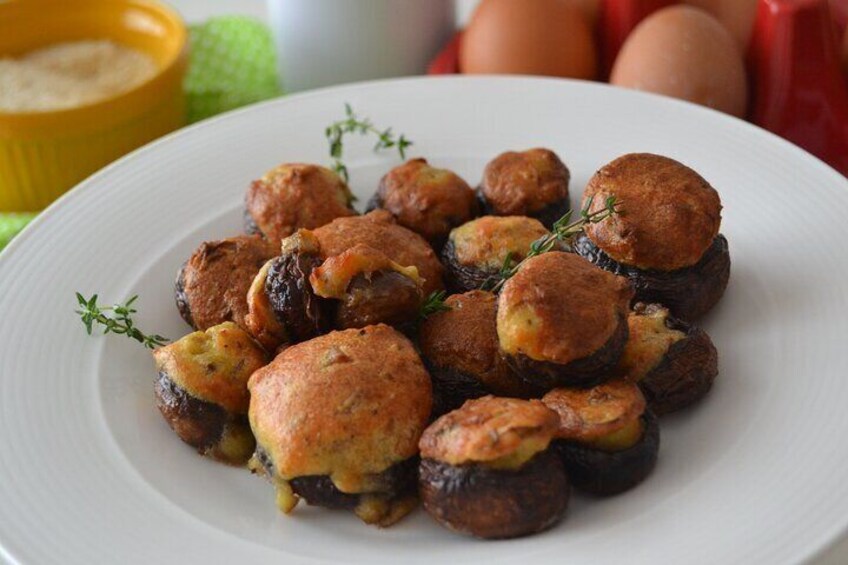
[610,6,748,118]
[684,0,758,51]
[460,0,597,79]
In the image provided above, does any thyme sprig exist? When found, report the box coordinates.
[419,290,452,321]
[75,293,168,349]
[481,195,623,293]
[325,103,413,182]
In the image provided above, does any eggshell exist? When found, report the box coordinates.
[610,6,748,117]
[684,0,758,51]
[460,0,597,79]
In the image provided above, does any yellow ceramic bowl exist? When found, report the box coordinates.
[0,0,188,211]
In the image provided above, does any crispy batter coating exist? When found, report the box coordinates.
[312,210,444,294]
[375,158,477,245]
[583,153,722,271]
[310,243,421,299]
[497,252,633,364]
[419,396,559,466]
[480,149,570,215]
[448,216,549,270]
[178,235,277,330]
[248,324,432,493]
[245,163,356,243]
[618,303,686,381]
[244,259,288,351]
[542,380,646,443]
[153,322,268,414]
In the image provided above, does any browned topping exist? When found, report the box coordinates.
[419,396,559,465]
[542,380,646,443]
[376,158,477,244]
[312,210,444,294]
[153,322,268,414]
[309,244,422,299]
[244,259,288,351]
[180,235,277,330]
[248,324,432,493]
[618,303,686,381]
[449,216,550,270]
[245,163,355,243]
[480,148,570,215]
[583,153,722,271]
[497,252,634,364]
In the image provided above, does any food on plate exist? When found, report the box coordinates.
[152,322,268,464]
[610,5,748,118]
[418,396,569,539]
[367,158,478,248]
[460,0,597,79]
[543,380,659,495]
[477,148,571,228]
[248,324,432,526]
[497,251,634,390]
[175,235,277,331]
[441,215,552,293]
[573,152,730,320]
[418,290,534,414]
[244,163,356,243]
[618,303,718,415]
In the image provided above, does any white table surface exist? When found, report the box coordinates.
[162,1,848,562]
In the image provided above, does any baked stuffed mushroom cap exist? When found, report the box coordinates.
[175,235,277,331]
[244,163,356,243]
[497,251,634,390]
[368,158,478,248]
[153,322,268,464]
[248,324,432,526]
[576,153,730,319]
[478,148,570,227]
[419,290,539,414]
[441,216,551,293]
[418,396,569,539]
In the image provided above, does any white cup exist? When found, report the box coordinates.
[268,0,456,92]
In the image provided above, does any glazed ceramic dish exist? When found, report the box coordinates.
[1,76,847,564]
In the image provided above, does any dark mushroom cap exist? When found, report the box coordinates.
[245,163,356,243]
[248,324,432,493]
[583,153,722,271]
[479,148,570,218]
[312,210,444,294]
[176,235,277,330]
[497,252,633,365]
[371,158,478,246]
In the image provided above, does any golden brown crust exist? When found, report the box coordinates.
[618,303,686,381]
[309,243,421,299]
[542,380,646,442]
[583,153,722,271]
[480,149,570,215]
[248,324,432,492]
[153,322,268,414]
[419,396,559,465]
[419,291,528,397]
[449,216,549,270]
[245,163,355,243]
[497,252,634,364]
[180,235,277,330]
[312,210,444,294]
[244,259,288,351]
[376,158,477,244]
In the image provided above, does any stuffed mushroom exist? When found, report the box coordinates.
[244,163,356,243]
[441,216,552,293]
[367,158,478,248]
[543,380,659,496]
[175,235,277,331]
[573,153,730,320]
[497,251,634,390]
[477,148,571,228]
[248,324,432,526]
[618,303,718,415]
[152,322,268,465]
[419,290,538,414]
[418,396,569,539]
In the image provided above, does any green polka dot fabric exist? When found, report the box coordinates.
[0,213,36,252]
[185,16,283,124]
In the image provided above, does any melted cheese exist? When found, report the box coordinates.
[584,418,644,452]
[496,303,545,358]
[618,307,686,381]
[485,435,551,470]
[450,216,549,270]
[309,244,421,299]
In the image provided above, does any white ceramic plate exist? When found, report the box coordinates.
[2,77,848,565]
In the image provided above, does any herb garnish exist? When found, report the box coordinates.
[418,290,452,321]
[75,293,168,349]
